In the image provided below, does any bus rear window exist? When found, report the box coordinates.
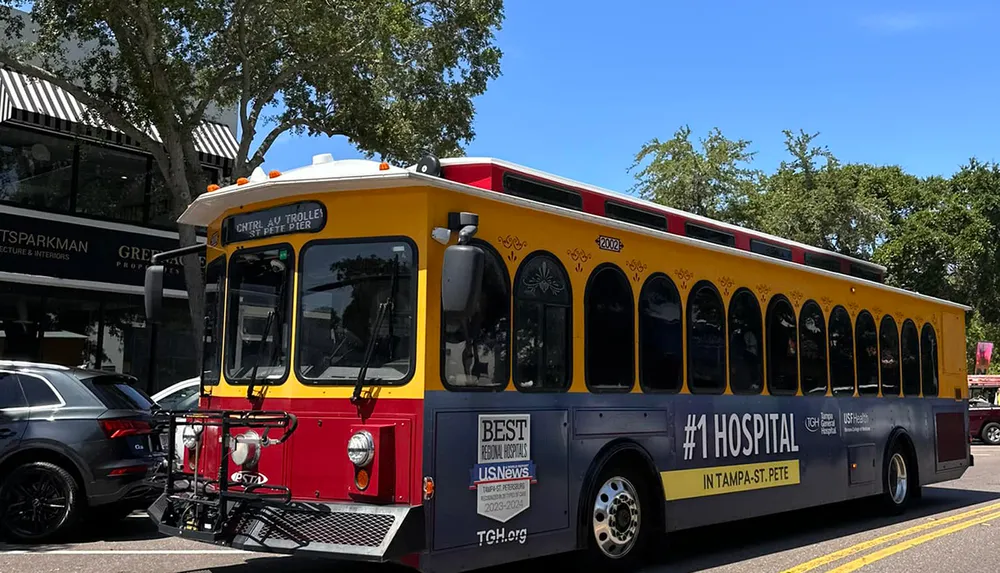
[83,375,154,411]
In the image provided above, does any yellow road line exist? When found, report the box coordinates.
[780,501,1000,573]
[826,509,1000,572]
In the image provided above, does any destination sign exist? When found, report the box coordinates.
[222,201,326,244]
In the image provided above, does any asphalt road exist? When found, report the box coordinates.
[2,446,999,573]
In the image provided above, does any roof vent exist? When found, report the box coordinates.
[312,153,334,165]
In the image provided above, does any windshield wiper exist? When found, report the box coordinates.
[246,262,287,400]
[351,256,400,403]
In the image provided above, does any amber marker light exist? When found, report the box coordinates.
[268,170,281,178]
[206,184,220,192]
[355,467,371,490]
[379,162,390,171]
[236,177,249,185]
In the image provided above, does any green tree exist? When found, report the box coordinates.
[0,0,504,358]
[757,130,891,259]
[629,125,762,228]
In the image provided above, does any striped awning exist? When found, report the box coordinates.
[0,68,239,167]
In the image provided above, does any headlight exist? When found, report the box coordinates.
[181,424,202,450]
[231,430,262,467]
[347,430,375,466]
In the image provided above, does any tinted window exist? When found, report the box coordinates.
[799,301,828,395]
[297,240,416,384]
[880,315,900,396]
[225,246,293,383]
[855,311,879,395]
[639,274,683,392]
[76,142,149,223]
[685,223,735,247]
[921,324,939,397]
[0,126,73,211]
[202,256,225,386]
[750,239,792,261]
[767,296,798,395]
[82,375,153,410]
[901,319,921,396]
[804,252,841,273]
[503,174,582,210]
[687,281,726,393]
[604,201,667,231]
[850,263,883,283]
[0,373,26,409]
[728,288,763,395]
[19,375,61,407]
[829,306,855,396]
[513,253,572,391]
[442,242,510,390]
[585,265,635,391]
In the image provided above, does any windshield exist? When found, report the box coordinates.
[202,256,225,385]
[224,245,292,383]
[297,239,415,384]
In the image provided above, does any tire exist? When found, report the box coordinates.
[982,422,1000,446]
[584,462,654,570]
[880,440,915,515]
[0,461,82,543]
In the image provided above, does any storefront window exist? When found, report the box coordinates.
[76,142,148,223]
[0,283,197,392]
[0,126,74,211]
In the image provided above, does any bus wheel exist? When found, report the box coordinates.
[982,422,1000,445]
[881,446,913,514]
[588,465,651,568]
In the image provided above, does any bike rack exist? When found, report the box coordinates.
[150,409,299,540]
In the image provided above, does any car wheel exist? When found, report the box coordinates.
[880,441,915,515]
[586,463,653,570]
[0,461,82,542]
[982,422,1000,445]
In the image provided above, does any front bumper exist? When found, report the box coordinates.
[148,493,425,561]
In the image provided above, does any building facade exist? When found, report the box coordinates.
[0,66,238,392]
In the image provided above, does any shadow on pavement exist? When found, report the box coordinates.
[178,556,413,573]
[0,511,165,551]
[480,485,1000,573]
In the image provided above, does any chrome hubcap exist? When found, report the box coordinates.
[988,426,1000,443]
[889,452,908,505]
[592,476,640,558]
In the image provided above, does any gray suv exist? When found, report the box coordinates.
[0,361,164,542]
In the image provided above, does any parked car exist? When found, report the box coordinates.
[0,361,164,542]
[150,377,199,470]
[969,398,1000,445]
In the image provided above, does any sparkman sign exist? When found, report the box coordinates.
[469,414,537,523]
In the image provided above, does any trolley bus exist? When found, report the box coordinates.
[144,152,972,572]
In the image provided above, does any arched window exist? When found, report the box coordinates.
[513,252,572,391]
[880,315,900,396]
[766,296,798,395]
[921,323,939,397]
[901,319,921,396]
[639,273,683,393]
[855,311,879,396]
[686,281,726,394]
[441,241,509,390]
[585,264,634,391]
[799,300,828,395]
[828,306,855,396]
[728,288,763,395]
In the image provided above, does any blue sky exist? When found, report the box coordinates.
[256,0,1000,196]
